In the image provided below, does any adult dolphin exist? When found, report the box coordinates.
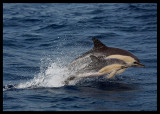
[64,38,145,85]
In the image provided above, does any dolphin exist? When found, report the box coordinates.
[64,38,145,85]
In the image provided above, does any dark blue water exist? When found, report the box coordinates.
[3,3,157,111]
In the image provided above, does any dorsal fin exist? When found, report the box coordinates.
[90,55,100,62]
[92,38,107,49]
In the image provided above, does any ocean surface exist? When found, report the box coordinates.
[3,3,157,111]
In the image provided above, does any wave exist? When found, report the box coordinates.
[3,61,78,91]
[36,23,67,31]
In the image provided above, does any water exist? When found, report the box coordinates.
[3,3,157,111]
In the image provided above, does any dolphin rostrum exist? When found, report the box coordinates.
[64,38,145,85]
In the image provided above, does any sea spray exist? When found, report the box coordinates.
[16,62,73,89]
[3,57,78,91]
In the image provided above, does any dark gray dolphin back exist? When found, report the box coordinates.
[91,38,140,62]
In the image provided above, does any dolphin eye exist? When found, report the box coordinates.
[134,61,138,64]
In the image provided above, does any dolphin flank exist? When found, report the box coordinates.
[64,38,145,85]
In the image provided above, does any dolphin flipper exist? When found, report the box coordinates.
[106,65,128,79]
[106,70,117,79]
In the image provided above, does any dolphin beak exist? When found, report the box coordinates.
[135,63,145,68]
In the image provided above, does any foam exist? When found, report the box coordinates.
[15,62,73,89]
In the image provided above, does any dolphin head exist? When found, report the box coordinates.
[131,60,145,68]
[106,53,145,68]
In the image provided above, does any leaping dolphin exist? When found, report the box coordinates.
[64,38,145,85]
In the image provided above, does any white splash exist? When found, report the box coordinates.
[16,62,74,89]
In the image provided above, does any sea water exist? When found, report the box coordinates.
[3,3,157,111]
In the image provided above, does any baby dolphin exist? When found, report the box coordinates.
[64,55,127,85]
[64,38,145,85]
